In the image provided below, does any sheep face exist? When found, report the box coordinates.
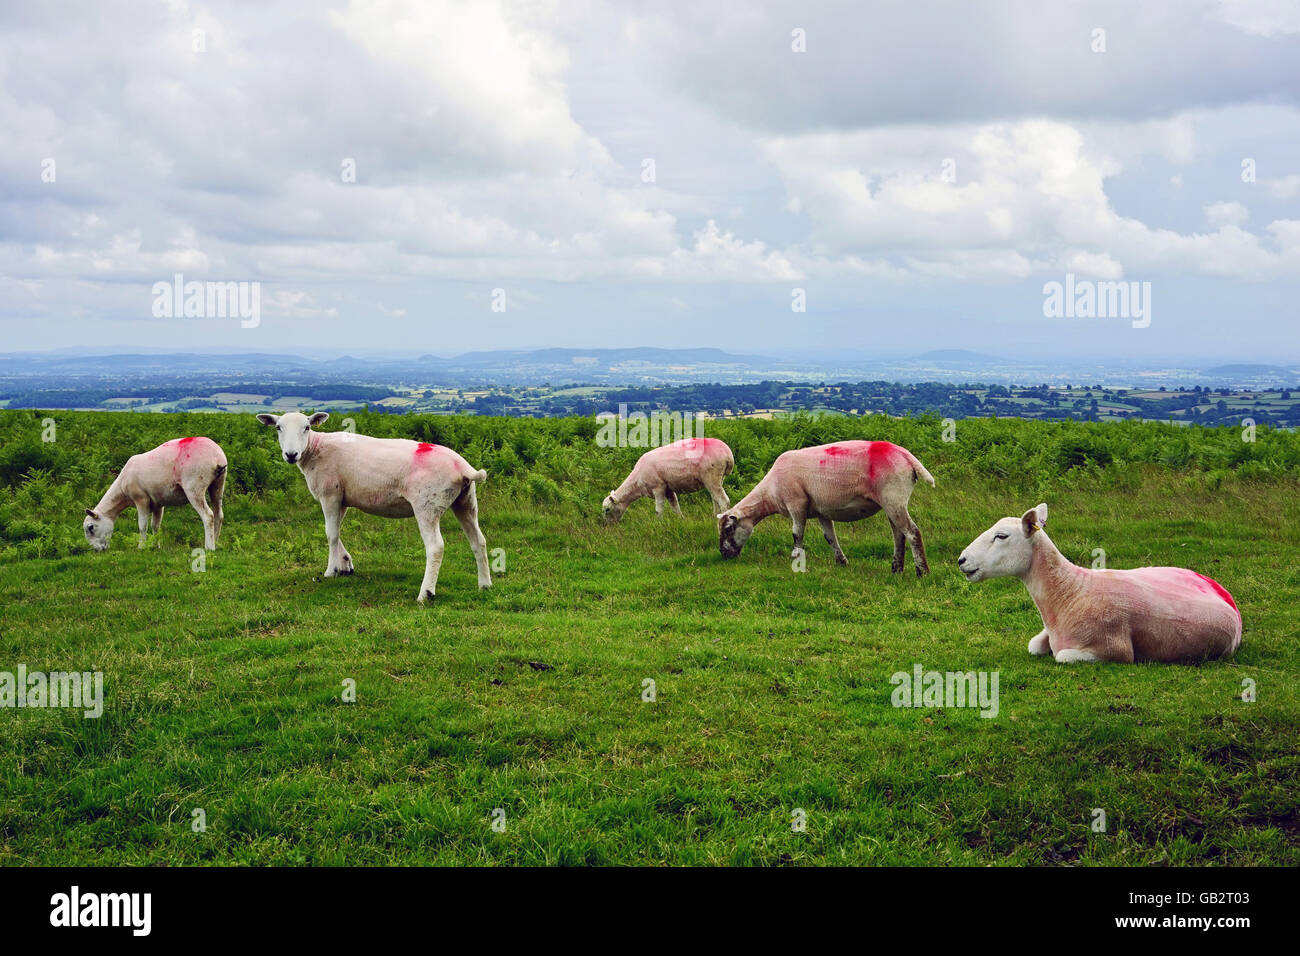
[717,512,754,559]
[257,411,328,464]
[601,492,626,523]
[959,503,1048,582]
[83,509,114,551]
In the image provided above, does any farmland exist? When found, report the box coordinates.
[0,409,1297,864]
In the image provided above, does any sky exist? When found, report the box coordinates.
[2,0,1299,363]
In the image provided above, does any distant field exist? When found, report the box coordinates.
[6,380,1299,427]
[0,410,1297,864]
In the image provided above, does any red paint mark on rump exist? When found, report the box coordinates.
[1193,571,1240,618]
[414,442,438,458]
[866,441,905,482]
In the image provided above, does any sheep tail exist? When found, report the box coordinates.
[906,453,935,487]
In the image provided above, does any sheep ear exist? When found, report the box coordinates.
[308,412,329,427]
[1021,503,1048,536]
[255,413,278,426]
[85,509,99,519]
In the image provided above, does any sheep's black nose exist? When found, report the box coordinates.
[957,556,966,566]
[285,452,298,463]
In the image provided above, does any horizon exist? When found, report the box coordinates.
[2,343,1299,372]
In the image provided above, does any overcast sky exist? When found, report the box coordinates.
[2,0,1299,362]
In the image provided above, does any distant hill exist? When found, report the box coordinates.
[915,349,1006,364]
[1202,364,1298,377]
[445,347,778,367]
[2,347,1297,391]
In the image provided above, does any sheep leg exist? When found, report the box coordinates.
[888,516,906,573]
[321,498,353,576]
[451,483,492,589]
[818,517,848,565]
[414,510,446,603]
[790,509,808,560]
[667,490,683,517]
[208,468,225,548]
[1054,648,1101,664]
[150,506,164,534]
[706,479,730,515]
[1057,632,1133,664]
[885,502,929,577]
[183,486,217,551]
[1028,630,1052,656]
[135,498,152,548]
[652,487,667,517]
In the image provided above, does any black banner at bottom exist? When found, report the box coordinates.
[0,865,1275,941]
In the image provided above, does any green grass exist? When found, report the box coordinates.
[0,410,1297,865]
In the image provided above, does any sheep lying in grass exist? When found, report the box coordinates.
[958,503,1242,663]
[717,440,934,574]
[84,437,227,551]
[257,411,491,603]
[602,437,734,522]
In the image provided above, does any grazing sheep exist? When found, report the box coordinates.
[717,440,934,574]
[84,437,227,551]
[602,437,734,522]
[958,503,1242,663]
[257,412,491,602]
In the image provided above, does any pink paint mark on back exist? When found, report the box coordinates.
[413,442,439,464]
[1193,571,1240,618]
[676,437,720,451]
[819,444,849,468]
[866,441,904,483]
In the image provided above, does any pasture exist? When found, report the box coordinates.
[0,409,1297,865]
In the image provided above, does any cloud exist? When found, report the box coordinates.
[1204,201,1250,227]
[1,0,1298,354]
[627,0,1300,132]
[1264,173,1300,198]
[764,118,1300,280]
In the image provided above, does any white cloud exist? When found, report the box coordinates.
[1264,173,1300,198]
[1,0,1298,353]
[764,118,1300,280]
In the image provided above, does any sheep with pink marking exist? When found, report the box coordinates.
[717,440,934,574]
[958,503,1242,663]
[257,412,491,603]
[602,437,734,522]
[84,436,227,552]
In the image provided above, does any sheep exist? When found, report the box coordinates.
[257,411,491,602]
[83,437,226,551]
[958,503,1242,663]
[717,440,934,574]
[602,437,735,522]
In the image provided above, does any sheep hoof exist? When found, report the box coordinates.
[835,555,849,566]
[418,589,435,603]
[915,566,929,577]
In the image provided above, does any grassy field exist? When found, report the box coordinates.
[0,410,1297,865]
